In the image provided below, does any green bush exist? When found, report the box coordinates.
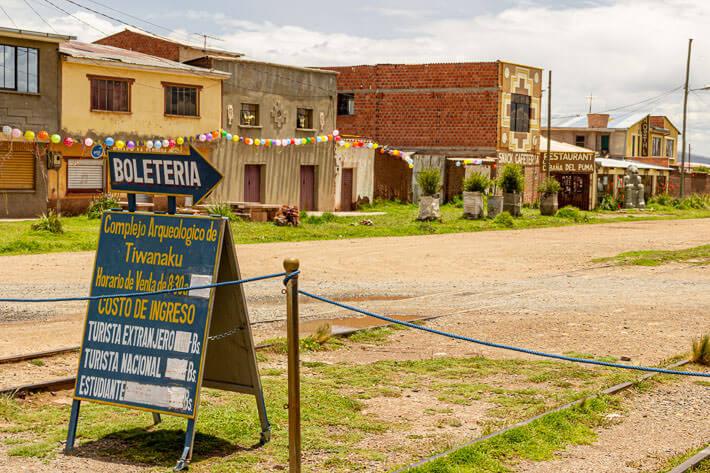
[648,193,679,207]
[500,164,524,194]
[462,172,490,193]
[31,210,63,234]
[537,176,561,195]
[321,212,337,222]
[417,168,441,196]
[695,165,710,173]
[493,211,514,227]
[556,205,584,221]
[86,193,120,219]
[206,202,236,221]
[597,193,620,211]
[681,194,710,210]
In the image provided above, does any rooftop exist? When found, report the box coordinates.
[0,26,75,43]
[596,157,672,171]
[103,27,243,58]
[60,41,230,78]
[539,136,595,154]
[551,111,651,129]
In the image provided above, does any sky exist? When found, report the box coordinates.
[2,0,710,160]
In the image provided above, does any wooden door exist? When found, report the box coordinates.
[244,165,261,202]
[556,174,590,210]
[300,165,315,210]
[340,168,353,211]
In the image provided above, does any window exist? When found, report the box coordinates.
[666,138,674,158]
[67,159,104,192]
[0,44,38,93]
[0,142,34,190]
[240,103,259,126]
[510,93,530,133]
[337,93,354,115]
[297,108,313,129]
[575,135,585,148]
[89,76,132,112]
[163,83,200,117]
[600,135,610,153]
[632,135,637,157]
[652,137,662,157]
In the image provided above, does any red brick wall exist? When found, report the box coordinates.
[649,116,665,128]
[632,157,669,167]
[374,154,412,201]
[94,30,180,61]
[323,63,500,149]
[668,171,710,197]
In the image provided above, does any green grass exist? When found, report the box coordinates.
[642,444,710,472]
[2,201,710,256]
[593,244,710,266]
[0,355,636,472]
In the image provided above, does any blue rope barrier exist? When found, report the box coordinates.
[298,289,710,378]
[0,272,288,303]
[282,269,301,286]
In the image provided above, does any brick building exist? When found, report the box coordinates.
[323,61,544,203]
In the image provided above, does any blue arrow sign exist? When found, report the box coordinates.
[108,146,223,205]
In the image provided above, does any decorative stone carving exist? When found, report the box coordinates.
[271,99,287,129]
[319,112,325,131]
[623,165,645,209]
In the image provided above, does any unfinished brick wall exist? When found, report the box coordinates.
[323,63,500,149]
[374,154,412,201]
[94,30,180,61]
[668,171,710,197]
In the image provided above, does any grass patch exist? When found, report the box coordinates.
[347,326,397,345]
[2,201,710,256]
[643,444,710,472]
[593,244,710,266]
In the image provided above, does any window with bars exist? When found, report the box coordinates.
[164,84,200,117]
[510,93,530,133]
[665,138,674,158]
[297,108,313,129]
[0,44,38,93]
[89,76,132,112]
[240,103,259,126]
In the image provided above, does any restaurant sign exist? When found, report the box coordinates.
[497,151,538,166]
[541,151,596,174]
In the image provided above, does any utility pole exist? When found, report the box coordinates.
[680,38,692,198]
[546,71,552,178]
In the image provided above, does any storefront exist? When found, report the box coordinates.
[539,137,596,210]
[595,157,672,205]
[497,151,543,205]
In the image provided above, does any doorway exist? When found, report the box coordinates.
[300,165,316,211]
[340,168,354,211]
[244,164,261,202]
[555,173,590,210]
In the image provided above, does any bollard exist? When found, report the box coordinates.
[283,258,301,473]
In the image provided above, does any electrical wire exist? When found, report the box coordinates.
[23,0,59,33]
[552,86,684,120]
[0,5,18,28]
[39,0,107,35]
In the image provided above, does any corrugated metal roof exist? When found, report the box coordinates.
[0,26,75,42]
[595,157,672,171]
[551,111,649,129]
[60,41,230,78]
[539,136,595,153]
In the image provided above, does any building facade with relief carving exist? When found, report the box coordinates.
[97,29,339,212]
[322,60,544,204]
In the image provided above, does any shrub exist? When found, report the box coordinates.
[556,205,582,220]
[695,165,710,173]
[538,177,561,195]
[417,168,441,196]
[691,333,710,366]
[648,193,679,207]
[462,172,490,193]
[597,193,620,211]
[86,193,120,219]
[31,210,63,234]
[500,164,524,194]
[321,212,337,222]
[493,211,514,227]
[681,194,710,210]
[206,202,236,221]
[449,194,463,208]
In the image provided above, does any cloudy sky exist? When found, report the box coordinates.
[3,0,710,159]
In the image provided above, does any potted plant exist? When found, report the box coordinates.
[416,167,441,221]
[538,176,561,216]
[487,177,503,218]
[462,172,489,219]
[500,164,524,217]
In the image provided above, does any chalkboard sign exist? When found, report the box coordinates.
[66,210,269,469]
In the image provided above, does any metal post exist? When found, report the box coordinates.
[65,400,81,454]
[680,38,692,198]
[546,70,552,179]
[283,258,301,473]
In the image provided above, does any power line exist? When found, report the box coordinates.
[39,0,107,35]
[0,5,18,28]
[24,0,59,33]
[551,86,683,120]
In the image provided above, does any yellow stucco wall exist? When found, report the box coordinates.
[624,116,679,162]
[60,61,223,139]
[497,61,543,153]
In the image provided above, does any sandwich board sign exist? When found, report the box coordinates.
[67,150,266,471]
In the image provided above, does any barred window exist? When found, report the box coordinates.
[510,93,530,133]
[89,76,132,112]
[164,84,200,117]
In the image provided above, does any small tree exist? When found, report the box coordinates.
[500,164,524,194]
[537,177,561,195]
[462,172,490,193]
[417,168,441,196]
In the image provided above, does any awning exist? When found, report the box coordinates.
[595,157,672,171]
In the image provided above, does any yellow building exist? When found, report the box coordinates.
[624,115,680,165]
[50,41,229,214]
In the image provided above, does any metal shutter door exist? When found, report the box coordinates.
[67,160,104,190]
[0,143,35,190]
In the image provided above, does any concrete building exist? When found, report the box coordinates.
[0,27,74,218]
[51,40,228,214]
[96,29,339,211]
[323,61,544,204]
